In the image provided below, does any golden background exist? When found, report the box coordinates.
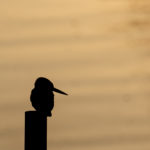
[0,0,150,150]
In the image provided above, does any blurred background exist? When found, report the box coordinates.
[0,0,150,150]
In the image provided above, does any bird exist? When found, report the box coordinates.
[30,77,68,117]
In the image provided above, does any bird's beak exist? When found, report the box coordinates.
[53,88,68,95]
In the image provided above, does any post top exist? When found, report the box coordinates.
[25,111,48,117]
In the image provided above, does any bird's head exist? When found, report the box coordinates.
[35,77,54,90]
[34,77,68,95]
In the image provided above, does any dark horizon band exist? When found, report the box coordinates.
[53,88,68,95]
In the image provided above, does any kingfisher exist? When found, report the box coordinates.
[30,77,68,117]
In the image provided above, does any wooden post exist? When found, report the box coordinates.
[25,111,47,150]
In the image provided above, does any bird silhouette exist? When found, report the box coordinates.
[30,77,68,117]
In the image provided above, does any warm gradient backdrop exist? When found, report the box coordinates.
[0,0,150,150]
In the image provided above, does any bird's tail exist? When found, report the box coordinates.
[47,112,52,117]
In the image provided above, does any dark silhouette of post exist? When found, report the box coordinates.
[25,77,68,150]
[25,111,47,150]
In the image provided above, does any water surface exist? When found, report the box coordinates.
[0,0,150,150]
